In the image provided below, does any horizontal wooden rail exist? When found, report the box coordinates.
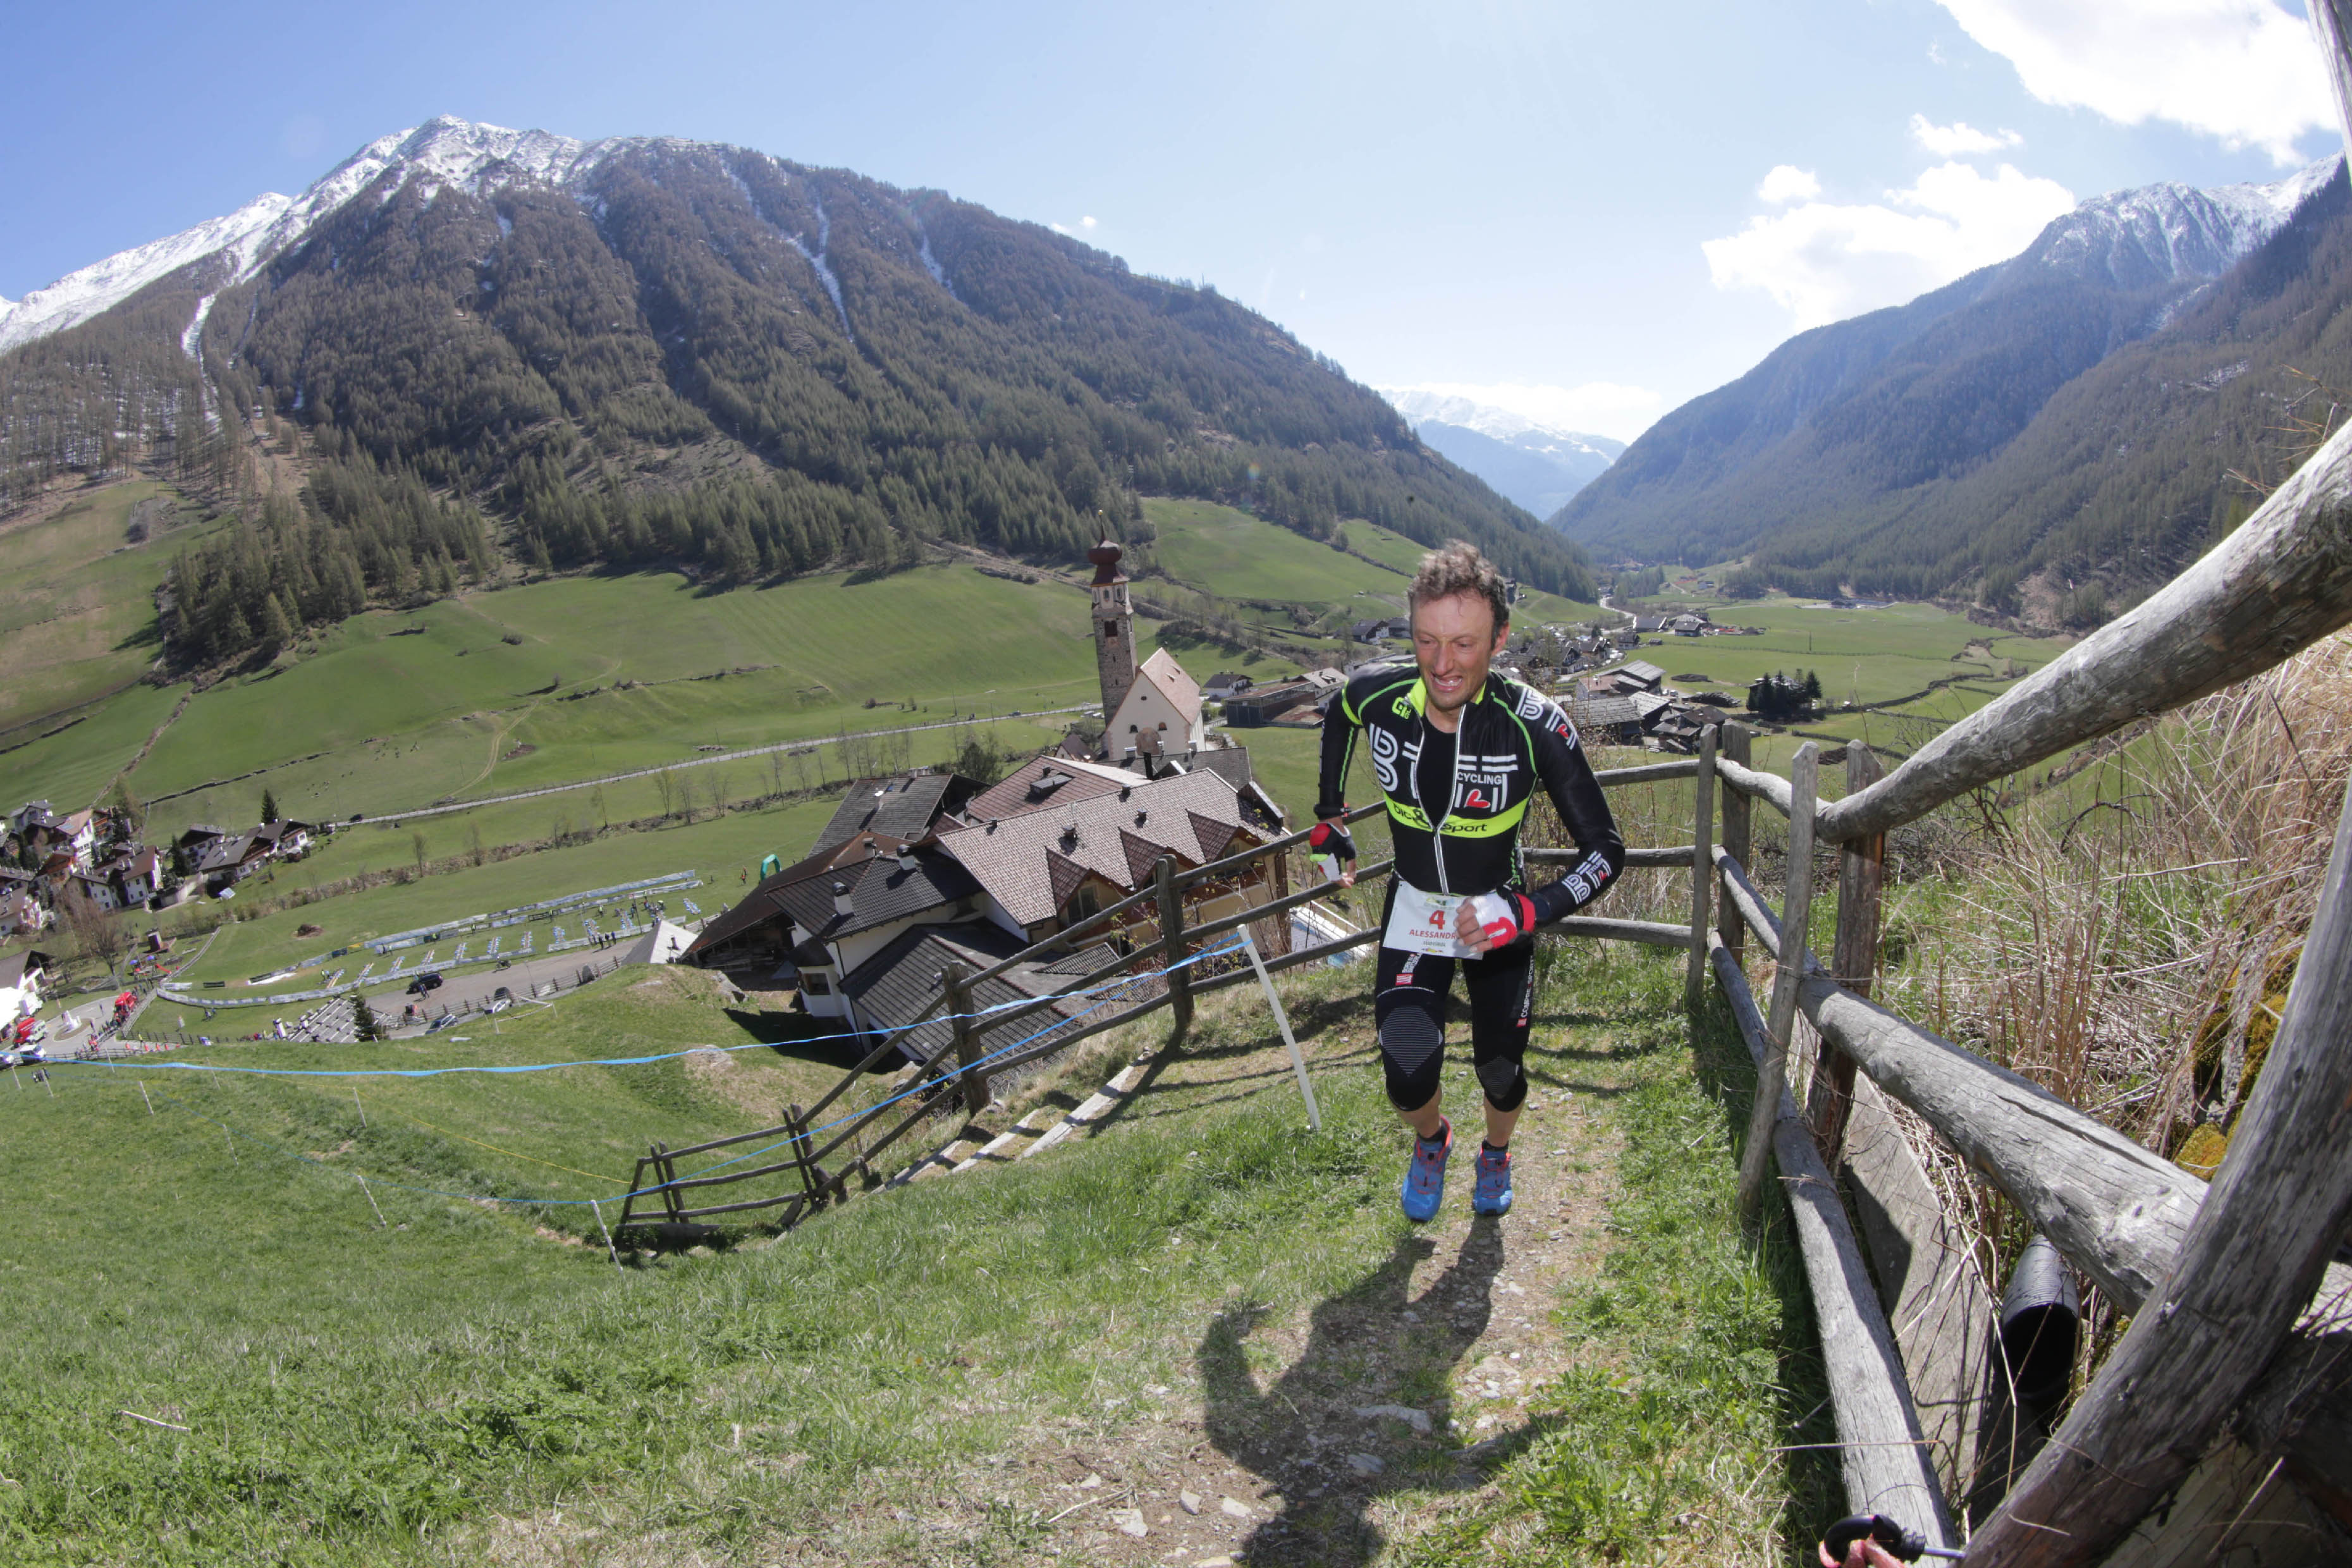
[1787,971,2352,1322]
[1816,418,2352,845]
[1545,916,1691,949]
[1591,757,1701,786]
[1716,756,1793,818]
[1526,843,1693,868]
[1712,937,1953,1545]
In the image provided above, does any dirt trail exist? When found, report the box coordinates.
[878,984,1638,1567]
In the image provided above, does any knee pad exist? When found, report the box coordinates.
[1377,996,1444,1110]
[1475,1055,1528,1113]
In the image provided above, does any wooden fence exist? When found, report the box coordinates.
[610,756,1702,1240]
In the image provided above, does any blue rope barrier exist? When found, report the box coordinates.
[42,933,1253,1213]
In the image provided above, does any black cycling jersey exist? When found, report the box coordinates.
[1315,664,1624,923]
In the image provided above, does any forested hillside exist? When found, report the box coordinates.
[0,123,1591,668]
[1557,161,2351,613]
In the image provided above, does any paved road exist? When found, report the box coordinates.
[365,941,650,1031]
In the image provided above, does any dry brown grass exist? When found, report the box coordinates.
[1863,632,2351,1407]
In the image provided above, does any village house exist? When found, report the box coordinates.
[1204,671,1254,699]
[1565,695,1645,747]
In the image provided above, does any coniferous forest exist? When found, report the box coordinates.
[0,139,1594,666]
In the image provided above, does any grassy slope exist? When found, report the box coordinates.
[1148,500,1603,634]
[111,561,1105,836]
[0,934,1834,1567]
[0,481,210,733]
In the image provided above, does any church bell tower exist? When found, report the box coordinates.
[1087,539,1138,720]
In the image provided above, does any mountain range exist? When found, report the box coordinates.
[1378,388,1624,517]
[1553,156,2349,615]
[0,117,1592,666]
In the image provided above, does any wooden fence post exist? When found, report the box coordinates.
[1737,741,1818,1226]
[1155,854,1192,1037]
[1686,725,1717,1011]
[1718,723,1751,962]
[941,959,988,1115]
[1810,742,1884,1167]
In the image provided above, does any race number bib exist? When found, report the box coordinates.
[1385,881,1472,958]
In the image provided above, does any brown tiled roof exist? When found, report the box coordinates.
[962,752,1129,822]
[812,773,974,855]
[840,922,1132,1067]
[1186,809,1237,864]
[937,769,1259,927]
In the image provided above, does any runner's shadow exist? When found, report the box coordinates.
[1199,1222,1507,1565]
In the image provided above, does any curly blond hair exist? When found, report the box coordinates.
[1407,541,1509,632]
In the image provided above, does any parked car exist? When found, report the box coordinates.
[405,972,444,995]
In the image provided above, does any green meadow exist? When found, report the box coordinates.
[0,481,214,734]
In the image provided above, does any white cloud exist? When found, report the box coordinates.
[1703,161,2076,329]
[1383,381,1667,443]
[1931,0,2334,164]
[1081,215,1098,229]
[1909,114,2023,155]
[1758,165,1822,204]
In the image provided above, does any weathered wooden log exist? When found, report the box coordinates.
[1739,742,1817,1222]
[1593,757,1701,787]
[1842,1076,1998,1507]
[1963,784,2352,1565]
[1541,916,1693,949]
[1816,421,2352,846]
[1717,755,1794,818]
[942,960,987,1115]
[1712,938,1955,1546]
[1812,743,1885,1165]
[1718,723,1753,961]
[1525,843,1693,867]
[1155,854,1193,1038]
[1686,728,1717,1011]
[1715,844,1785,961]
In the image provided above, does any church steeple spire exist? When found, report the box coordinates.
[1088,539,1138,721]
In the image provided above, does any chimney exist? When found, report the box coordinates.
[830,880,853,917]
[896,850,917,872]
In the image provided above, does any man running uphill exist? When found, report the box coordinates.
[1315,542,1624,1221]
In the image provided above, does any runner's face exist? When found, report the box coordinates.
[1411,592,1507,716]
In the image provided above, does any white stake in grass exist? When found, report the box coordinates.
[1239,925,1321,1131]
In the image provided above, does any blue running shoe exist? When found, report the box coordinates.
[1473,1142,1513,1216]
[1402,1121,1452,1222]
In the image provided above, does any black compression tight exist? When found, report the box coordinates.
[1373,934,1534,1115]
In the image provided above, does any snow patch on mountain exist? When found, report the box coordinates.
[0,192,293,352]
[2009,154,2343,293]
[1378,388,1624,460]
[0,117,629,357]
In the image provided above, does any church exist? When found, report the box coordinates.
[1086,538,1211,761]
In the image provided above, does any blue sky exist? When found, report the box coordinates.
[1,1,2339,439]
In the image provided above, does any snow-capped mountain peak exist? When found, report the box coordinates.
[0,117,632,356]
[2004,153,2343,293]
[1376,388,1622,458]
[0,191,295,353]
